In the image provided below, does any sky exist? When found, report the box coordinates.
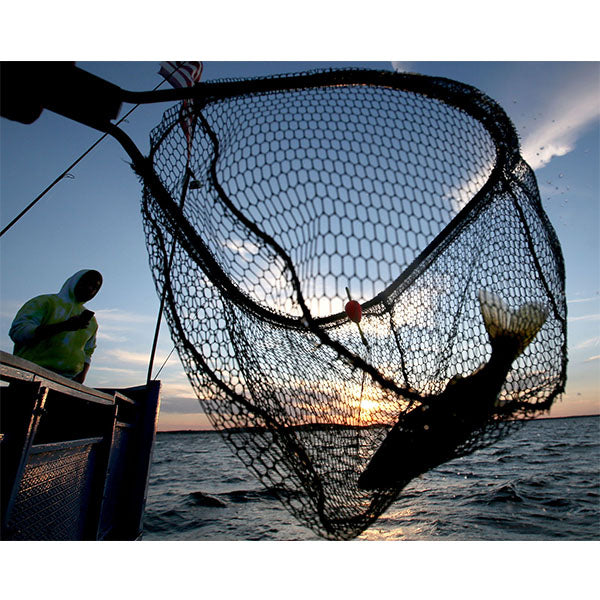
[0,6,598,593]
[1,60,599,430]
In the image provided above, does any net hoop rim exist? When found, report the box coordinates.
[149,68,522,328]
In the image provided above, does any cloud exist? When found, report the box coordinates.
[159,395,201,414]
[94,309,156,343]
[95,308,154,324]
[223,238,260,261]
[108,348,169,365]
[162,381,196,399]
[568,296,600,304]
[96,331,129,343]
[568,313,600,322]
[391,62,410,73]
[584,355,600,363]
[92,365,144,375]
[571,336,600,351]
[521,85,600,170]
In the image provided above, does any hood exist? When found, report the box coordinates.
[57,270,98,304]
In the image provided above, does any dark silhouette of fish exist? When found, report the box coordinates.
[357,290,548,490]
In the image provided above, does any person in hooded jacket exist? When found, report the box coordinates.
[9,270,103,384]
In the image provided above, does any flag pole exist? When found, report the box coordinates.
[146,62,203,384]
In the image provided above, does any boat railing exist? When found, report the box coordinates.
[0,350,161,540]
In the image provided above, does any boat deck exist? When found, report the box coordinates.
[0,350,160,540]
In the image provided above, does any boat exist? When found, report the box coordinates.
[0,63,168,542]
[0,350,160,540]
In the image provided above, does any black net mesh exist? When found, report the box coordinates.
[138,69,567,539]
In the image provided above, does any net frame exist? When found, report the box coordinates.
[124,69,567,539]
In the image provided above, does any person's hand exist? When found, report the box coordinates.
[36,313,92,339]
[62,312,93,331]
[61,316,86,331]
[34,311,93,341]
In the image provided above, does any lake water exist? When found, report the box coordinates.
[142,415,599,541]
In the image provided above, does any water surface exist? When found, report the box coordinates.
[143,415,600,541]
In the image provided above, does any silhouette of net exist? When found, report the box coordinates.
[139,69,567,539]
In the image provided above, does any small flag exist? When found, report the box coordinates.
[158,62,203,162]
[159,61,203,89]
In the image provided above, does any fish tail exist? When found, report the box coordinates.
[478,290,548,358]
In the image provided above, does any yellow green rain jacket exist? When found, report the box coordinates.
[9,270,99,379]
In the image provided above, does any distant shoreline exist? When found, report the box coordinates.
[156,412,600,434]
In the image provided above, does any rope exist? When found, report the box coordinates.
[153,345,176,379]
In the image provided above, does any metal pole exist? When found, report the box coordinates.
[146,167,192,384]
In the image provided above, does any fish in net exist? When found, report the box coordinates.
[136,69,567,539]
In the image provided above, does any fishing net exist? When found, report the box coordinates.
[137,69,567,539]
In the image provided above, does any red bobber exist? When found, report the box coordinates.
[345,300,362,324]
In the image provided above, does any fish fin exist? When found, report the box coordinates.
[478,290,548,357]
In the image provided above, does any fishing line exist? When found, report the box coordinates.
[0,65,187,239]
[153,345,176,379]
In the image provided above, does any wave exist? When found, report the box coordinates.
[143,416,600,541]
[187,491,227,507]
[486,483,525,504]
[184,485,305,508]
